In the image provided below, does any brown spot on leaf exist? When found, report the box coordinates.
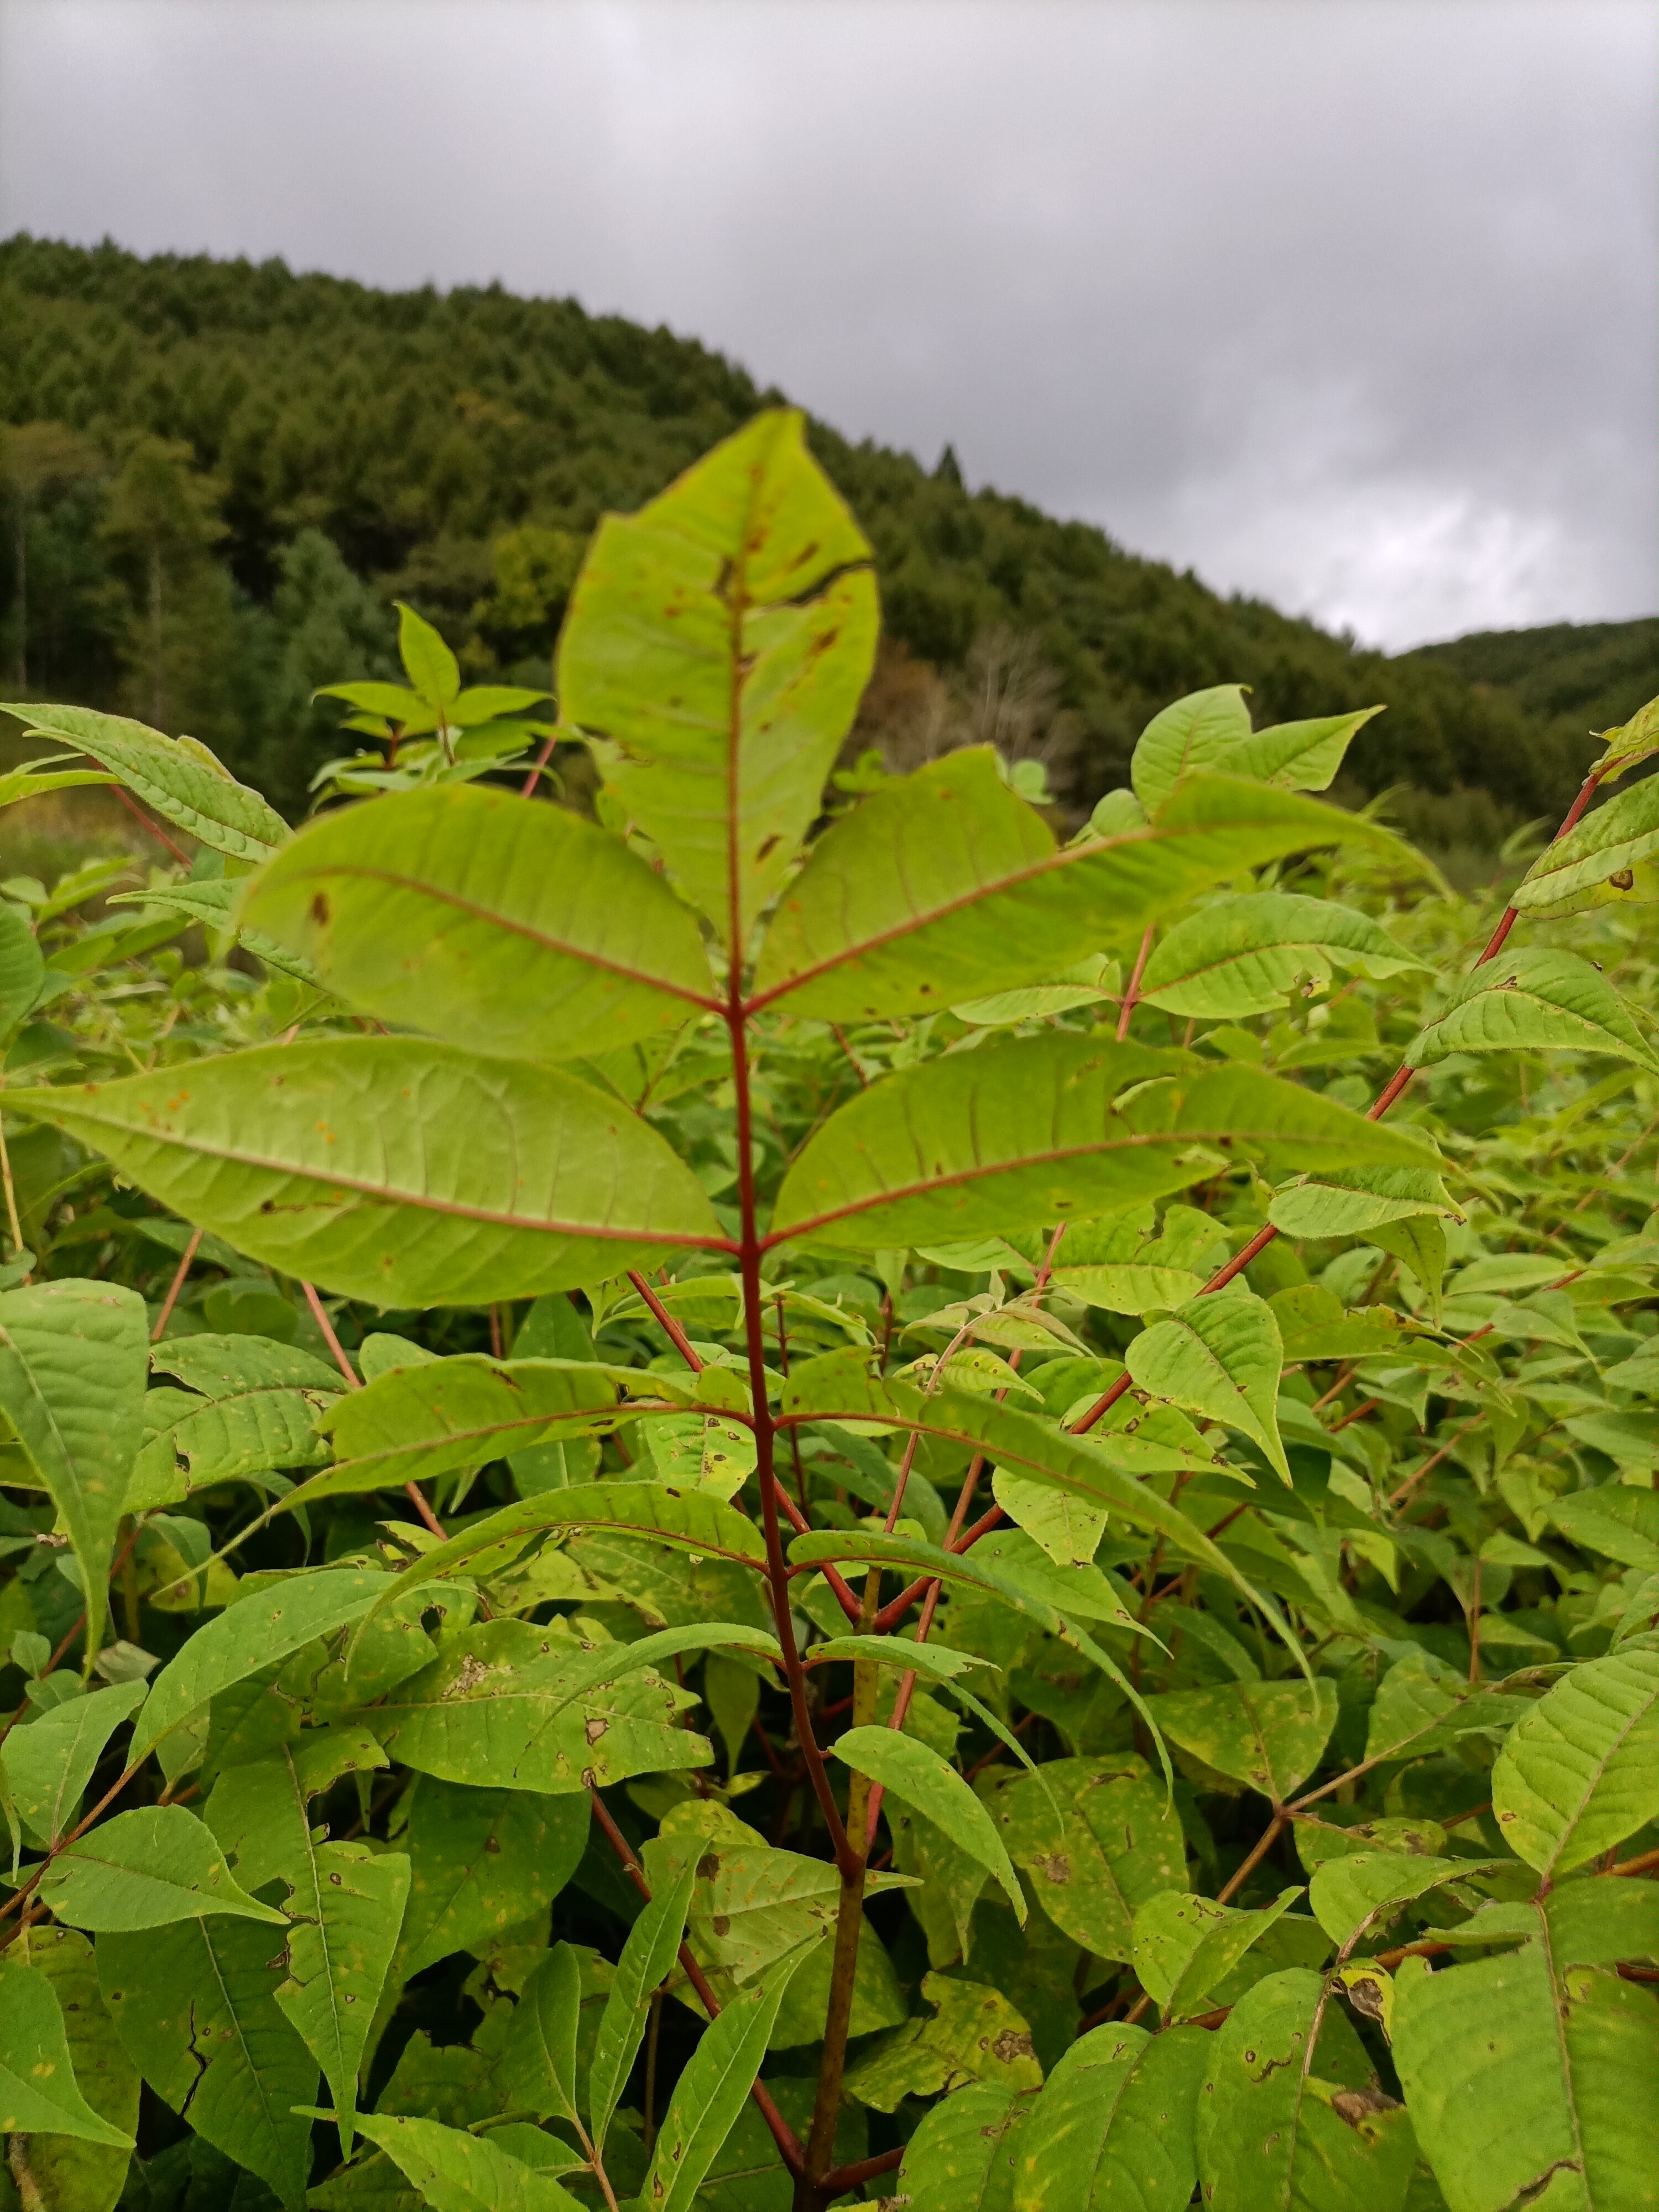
[1331,2089,1402,2127]
[989,2030,1034,2065]
[697,1853,721,1881]
[309,891,330,927]
[1611,868,1636,891]
[712,1914,731,1937]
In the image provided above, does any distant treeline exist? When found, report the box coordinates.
[1,232,1652,826]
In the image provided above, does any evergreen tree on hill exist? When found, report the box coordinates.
[0,232,1651,826]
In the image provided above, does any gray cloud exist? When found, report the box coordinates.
[2,0,1653,647]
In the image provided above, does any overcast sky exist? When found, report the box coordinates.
[2,0,1654,650]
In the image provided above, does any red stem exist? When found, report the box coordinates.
[628,1271,704,1371]
[301,1279,445,1541]
[726,991,853,1879]
[1117,924,1156,1042]
[112,784,191,866]
[586,1789,806,2174]
[149,1227,202,1341]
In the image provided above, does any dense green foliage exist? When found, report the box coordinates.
[4,233,1655,836]
[0,411,1654,2212]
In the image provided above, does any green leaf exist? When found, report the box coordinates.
[11,1926,140,2208]
[353,1484,767,1645]
[842,1970,1042,2112]
[1591,691,1659,782]
[1132,1886,1307,2020]
[397,603,462,712]
[641,1943,815,2212]
[1225,706,1386,792]
[753,752,1423,1023]
[770,1033,1433,1252]
[239,785,717,1061]
[101,1913,317,2208]
[1267,1164,1462,1240]
[494,1941,582,2129]
[314,679,429,724]
[11,1039,727,1307]
[2,1674,147,1847]
[990,1756,1186,1964]
[1197,1969,1416,2212]
[352,2112,582,2212]
[1268,1285,1423,1364]
[39,1803,289,1929]
[1141,1679,1339,1801]
[1406,948,1659,1076]
[205,1725,389,1890]
[0,765,116,811]
[1139,893,1424,1019]
[1308,1852,1499,1952]
[309,1357,642,1501]
[1130,685,1253,812]
[1010,2020,1208,2212]
[0,901,44,1031]
[131,1566,396,1763]
[900,2080,1028,2212]
[586,1863,695,2154]
[132,1333,343,1511]
[1048,1203,1225,1317]
[277,1838,409,2154]
[558,409,877,957]
[1490,1647,1659,1876]
[1392,1911,1659,2212]
[399,1781,590,1979]
[0,1953,133,2145]
[1126,1286,1289,1480]
[1512,771,1659,916]
[834,1724,1025,1920]
[641,1830,914,1985]
[0,1278,147,1663]
[2,704,289,859]
[367,1619,766,1793]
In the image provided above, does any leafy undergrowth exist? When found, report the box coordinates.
[0,413,1652,2212]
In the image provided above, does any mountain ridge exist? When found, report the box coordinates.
[1,232,1652,825]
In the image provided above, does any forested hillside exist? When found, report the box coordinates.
[1,232,1652,825]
